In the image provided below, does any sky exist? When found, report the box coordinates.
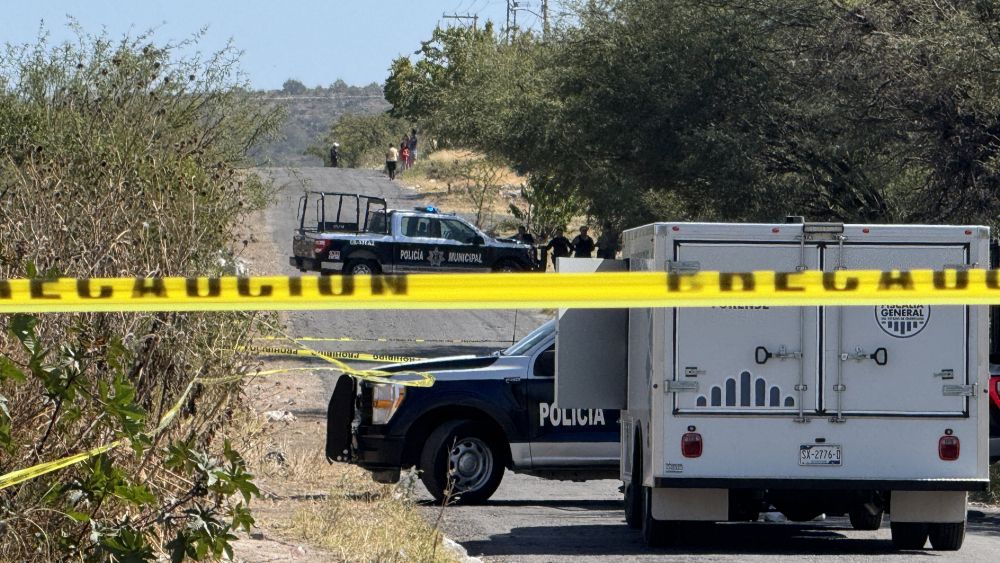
[0,0,547,90]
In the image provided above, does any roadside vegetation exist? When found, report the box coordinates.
[0,28,282,560]
[385,0,1000,234]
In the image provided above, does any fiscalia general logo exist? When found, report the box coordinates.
[875,304,930,338]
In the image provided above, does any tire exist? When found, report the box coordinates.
[493,260,523,273]
[890,522,929,550]
[928,522,965,551]
[624,440,643,529]
[848,504,884,531]
[343,259,381,276]
[419,419,505,505]
[642,486,674,548]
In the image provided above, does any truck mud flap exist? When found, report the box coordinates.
[326,374,357,462]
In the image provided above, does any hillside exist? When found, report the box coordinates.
[250,82,391,166]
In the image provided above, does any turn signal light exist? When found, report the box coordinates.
[938,436,960,461]
[681,432,703,458]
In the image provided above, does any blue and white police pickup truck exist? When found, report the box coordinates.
[326,320,621,503]
[290,191,536,275]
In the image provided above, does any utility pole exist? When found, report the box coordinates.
[442,12,479,30]
[542,0,549,38]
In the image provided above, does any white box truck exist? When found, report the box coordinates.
[556,220,990,551]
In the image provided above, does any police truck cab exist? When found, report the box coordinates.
[325,320,621,503]
[290,191,536,275]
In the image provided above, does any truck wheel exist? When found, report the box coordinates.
[928,522,965,551]
[344,259,381,276]
[624,438,643,529]
[419,420,505,505]
[642,486,675,547]
[848,504,884,531]
[890,522,928,550]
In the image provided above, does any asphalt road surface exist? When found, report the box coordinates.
[261,167,1000,562]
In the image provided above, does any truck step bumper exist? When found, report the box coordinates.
[652,477,989,491]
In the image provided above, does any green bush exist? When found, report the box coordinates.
[0,27,280,561]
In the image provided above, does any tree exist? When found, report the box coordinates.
[0,28,279,561]
[387,0,1000,232]
[308,113,410,168]
[281,78,307,95]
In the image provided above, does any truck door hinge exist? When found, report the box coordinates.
[666,260,701,274]
[666,380,699,393]
[942,384,976,397]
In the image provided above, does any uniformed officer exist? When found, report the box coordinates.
[572,226,595,258]
[329,143,340,168]
[545,229,573,271]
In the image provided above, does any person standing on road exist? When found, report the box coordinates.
[408,128,418,166]
[400,145,410,172]
[545,229,573,271]
[596,223,619,259]
[329,143,340,168]
[386,144,399,180]
[571,226,595,258]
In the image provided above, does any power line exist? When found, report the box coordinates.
[443,12,480,30]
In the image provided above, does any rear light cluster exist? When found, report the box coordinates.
[938,435,960,461]
[681,432,703,458]
[313,239,331,255]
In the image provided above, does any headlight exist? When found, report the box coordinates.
[371,384,406,424]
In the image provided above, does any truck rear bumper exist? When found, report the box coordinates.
[652,477,988,491]
[289,257,343,272]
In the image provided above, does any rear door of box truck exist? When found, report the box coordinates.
[656,224,987,487]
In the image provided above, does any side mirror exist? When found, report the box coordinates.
[472,235,485,245]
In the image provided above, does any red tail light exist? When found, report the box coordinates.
[938,436,960,461]
[681,432,703,458]
[313,240,330,255]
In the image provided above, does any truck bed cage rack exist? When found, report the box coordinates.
[297,191,388,234]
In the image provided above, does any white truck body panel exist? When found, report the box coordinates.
[558,222,990,503]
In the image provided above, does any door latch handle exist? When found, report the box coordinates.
[755,346,771,365]
[840,347,888,366]
[755,345,801,365]
[933,369,955,380]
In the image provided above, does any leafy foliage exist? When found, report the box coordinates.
[307,112,412,168]
[386,0,1000,230]
[0,27,275,561]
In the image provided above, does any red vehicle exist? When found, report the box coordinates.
[990,367,999,464]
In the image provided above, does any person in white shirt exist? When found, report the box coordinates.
[386,144,399,180]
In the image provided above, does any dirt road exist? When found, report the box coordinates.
[258,167,1000,562]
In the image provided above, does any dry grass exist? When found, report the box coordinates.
[284,465,452,562]
[400,149,526,229]
[223,350,457,562]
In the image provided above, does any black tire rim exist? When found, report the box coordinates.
[447,437,494,493]
[351,262,374,275]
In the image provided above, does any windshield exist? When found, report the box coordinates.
[503,320,555,356]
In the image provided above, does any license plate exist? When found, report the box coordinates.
[799,444,842,466]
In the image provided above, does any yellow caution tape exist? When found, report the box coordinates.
[256,335,510,344]
[0,359,432,491]
[240,345,426,364]
[0,378,199,491]
[3,270,1000,313]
